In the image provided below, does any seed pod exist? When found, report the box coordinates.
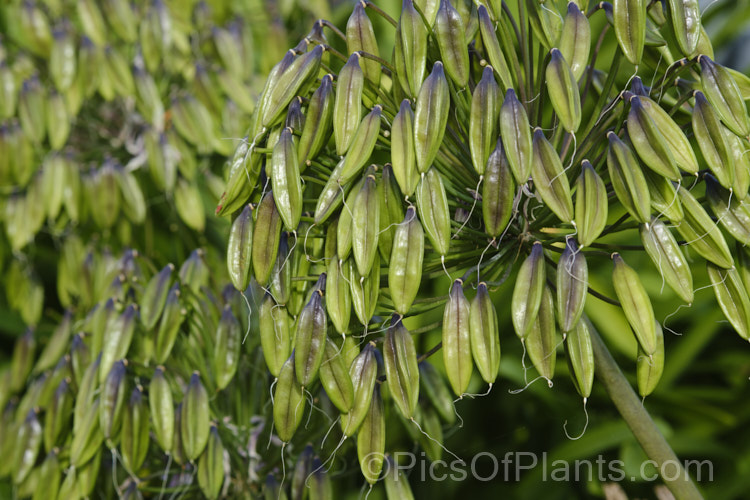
[642,168,683,222]
[708,263,750,340]
[525,285,557,381]
[99,360,127,444]
[626,97,680,180]
[556,238,588,333]
[667,0,701,56]
[99,305,137,385]
[414,63,450,173]
[349,253,380,326]
[326,257,352,335]
[346,2,380,86]
[574,160,607,247]
[271,232,292,305]
[117,166,147,224]
[13,410,42,485]
[512,242,546,339]
[308,458,334,500]
[546,48,581,133]
[77,0,107,45]
[416,168,451,256]
[389,207,425,315]
[0,62,17,119]
[271,128,303,231]
[181,372,210,462]
[613,0,646,65]
[339,105,382,184]
[251,192,282,285]
[434,0,469,88]
[149,366,174,452]
[155,284,185,363]
[259,295,292,377]
[33,312,71,376]
[46,90,70,150]
[294,287,328,387]
[298,75,334,169]
[384,317,420,418]
[469,282,500,385]
[174,178,205,232]
[352,175,380,276]
[730,133,750,200]
[314,160,347,225]
[394,0,428,97]
[334,54,364,155]
[391,100,420,196]
[290,445,314,500]
[706,175,750,245]
[197,424,225,500]
[693,91,733,188]
[470,66,500,175]
[19,77,46,144]
[675,187,733,268]
[384,454,416,500]
[215,146,259,218]
[640,218,693,303]
[638,95,699,175]
[341,342,378,436]
[477,5,513,91]
[139,264,174,330]
[43,378,72,453]
[274,355,305,442]
[612,253,657,355]
[71,396,104,468]
[357,387,386,484]
[33,450,60,500]
[636,320,664,397]
[566,319,594,399]
[442,280,473,396]
[379,165,405,262]
[699,55,750,137]
[226,204,254,292]
[319,338,355,413]
[531,128,574,223]
[120,386,149,475]
[213,307,241,390]
[558,2,590,81]
[606,131,652,223]
[482,139,515,238]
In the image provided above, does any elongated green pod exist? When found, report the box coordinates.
[391,100,420,196]
[434,0,469,88]
[213,307,241,390]
[13,410,42,485]
[637,320,665,397]
[227,204,253,292]
[346,2,380,86]
[379,165,405,263]
[638,94,699,175]
[274,355,305,442]
[606,131,652,223]
[525,285,557,382]
[566,319,594,399]
[34,311,72,375]
[394,0,428,98]
[389,207,425,315]
[319,337,354,413]
[442,280,473,396]
[341,342,378,436]
[149,366,174,453]
[575,160,607,247]
[500,89,533,183]
[259,294,292,377]
[667,0,701,56]
[556,238,588,333]
[99,359,127,444]
[99,305,136,384]
[512,242,546,338]
[612,253,657,355]
[352,175,380,276]
[482,139,515,238]
[339,105,382,184]
[349,253,380,326]
[558,2,590,81]
[140,264,174,330]
[640,218,694,303]
[693,91,733,188]
[384,454,416,500]
[477,5,513,91]
[470,282,500,384]
[357,387,386,484]
[414,63,450,173]
[706,175,750,245]
[546,48,581,133]
[181,372,210,462]
[470,66,500,175]
[198,425,225,500]
[675,187,733,269]
[294,284,328,388]
[334,54,364,155]
[271,127,303,231]
[626,97,680,180]
[613,0,646,65]
[708,263,750,340]
[384,316,420,418]
[120,386,149,475]
[155,284,186,363]
[643,168,683,222]
[531,128,574,223]
[326,256,352,334]
[298,74,334,169]
[699,55,750,138]
[253,191,283,285]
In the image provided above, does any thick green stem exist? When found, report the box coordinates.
[586,318,703,500]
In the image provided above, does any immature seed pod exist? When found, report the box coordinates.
[259,294,292,378]
[642,168,683,222]
[389,207,424,315]
[470,282,500,385]
[99,360,127,444]
[337,175,364,260]
[352,175,380,276]
[99,305,137,384]
[139,264,174,330]
[469,66,500,175]
[227,204,253,292]
[346,2,380,86]
[442,280,472,396]
[434,0,469,88]
[500,89,533,183]
[294,286,328,388]
[46,90,70,151]
[606,132,652,223]
[693,91,733,188]
[391,100,420,196]
[0,62,17,119]
[339,105,383,184]
[326,257,352,334]
[70,397,103,467]
[378,165,405,262]
[34,311,72,375]
[675,187,733,269]
[33,450,61,500]
[271,232,292,305]
[612,253,657,355]
[271,128,303,231]
[699,56,750,138]
[298,75,334,169]
[74,352,100,434]
[274,355,305,443]
[197,424,225,500]
[546,48,581,133]
[44,379,72,452]
[394,0,428,97]
[149,366,174,452]
[556,238,588,333]
[640,218,694,303]
[613,0,646,65]
[729,133,750,200]
[155,283,186,363]
[708,263,750,340]
[706,175,750,245]
[215,145,260,217]
[120,386,149,475]
[384,454,416,500]
[384,317,420,418]
[512,242,546,339]
[637,94,699,175]
[416,168,451,256]
[558,2,590,81]
[117,167,147,224]
[575,160,607,247]
[531,128,574,223]
[319,337,354,413]
[334,54,364,155]
[13,410,42,485]
[637,320,665,397]
[626,97,680,181]
[18,77,46,144]
[252,191,282,285]
[77,0,107,45]
[291,445,314,500]
[477,6,513,91]
[525,285,557,382]
[181,372,210,462]
[482,139,515,238]
[341,342,378,436]
[102,0,137,42]
[213,307,241,390]
[349,253,380,326]
[566,319,594,399]
[414,63,450,173]
[357,386,386,484]
[667,0,701,56]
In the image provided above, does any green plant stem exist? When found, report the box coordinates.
[586,318,704,500]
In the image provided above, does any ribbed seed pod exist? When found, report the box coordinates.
[338,176,364,260]
[391,100,420,196]
[640,218,694,303]
[120,386,149,475]
[434,0,469,88]
[512,242,546,339]
[469,282,500,384]
[346,2,380,86]
[566,319,594,399]
[19,77,46,144]
[525,285,557,382]
[99,305,137,384]
[171,403,186,465]
[693,91,733,188]
[74,352,100,434]
[46,90,70,150]
[274,355,305,443]
[34,312,72,375]
[227,204,253,291]
[531,128,574,223]
[140,264,173,330]
[253,191,282,285]
[174,178,205,231]
[149,366,174,452]
[637,320,665,397]
[626,97,680,180]
[349,253,380,325]
[482,139,515,237]
[699,55,750,138]
[0,62,17,118]
[416,168,451,255]
[99,360,127,444]
[271,127,303,231]
[198,425,225,500]
[341,342,378,436]
[442,280,472,396]
[500,89,533,183]
[414,63,450,173]
[384,317,419,418]
[213,307,241,390]
[556,238,588,333]
[643,168,683,222]
[575,160,607,247]
[638,95,699,175]
[606,132,652,223]
[708,263,750,340]
[379,165,405,262]
[352,175,380,276]
[389,207,425,315]
[613,0,646,65]
[102,0,137,42]
[44,379,72,452]
[477,6,513,91]
[117,167,147,224]
[294,287,328,388]
[546,48,581,133]
[308,457,334,500]
[384,454,416,500]
[357,387,385,484]
[181,372,210,462]
[155,283,185,363]
[76,446,102,497]
[334,54,364,155]
[291,445,314,500]
[259,294,292,378]
[558,2,590,81]
[730,133,750,200]
[33,451,60,500]
[319,337,354,413]
[216,143,259,217]
[394,0,428,98]
[13,410,42,485]
[326,257,352,334]
[706,175,750,245]
[339,105,382,184]
[612,253,657,355]
[675,187,733,268]
[298,74,334,169]
[470,66,500,175]
[71,397,103,467]
[271,233,292,305]
[667,0,701,56]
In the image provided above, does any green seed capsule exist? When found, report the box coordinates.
[378,165,405,263]
[99,305,137,384]
[99,360,127,444]
[13,410,42,485]
[294,286,328,388]
[19,77,46,144]
[470,282,500,384]
[213,307,241,390]
[525,285,557,382]
[120,386,149,475]
[44,378,72,452]
[414,63,450,173]
[556,238,588,333]
[198,424,225,500]
[642,168,683,222]
[708,263,750,340]
[693,91,734,188]
[442,280,473,396]
[271,233,292,306]
[546,48,581,133]
[273,355,305,442]
[637,94,699,175]
[34,311,72,375]
[394,0,428,98]
[391,100,420,196]
[470,66,500,175]
[319,337,354,413]
[626,96,680,180]
[227,204,254,292]
[575,160,608,247]
[139,264,174,330]
[298,74,334,170]
[607,131,652,223]
[613,0,646,65]
[181,372,210,462]
[357,386,386,484]
[636,320,665,397]
[347,2,381,86]
[253,191,282,285]
[339,105,382,184]
[482,139,515,238]
[699,55,750,138]
[352,175,380,276]
[341,342,378,436]
[389,207,424,315]
[349,253,380,326]
[730,133,750,200]
[384,317,420,418]
[706,175,750,245]
[612,253,657,355]
[477,5,513,92]
[259,294,292,377]
[71,397,103,467]
[531,128,574,223]
[566,319,594,399]
[668,0,701,56]
[640,218,694,303]
[512,242,546,339]
[271,128,303,231]
[334,54,365,156]
[155,283,185,363]
[149,366,174,453]
[434,0,469,88]
[338,175,365,261]
[326,257,352,335]
[384,454,416,500]
[675,187,734,269]
[558,2,590,81]
[416,168,451,256]
[34,451,60,500]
